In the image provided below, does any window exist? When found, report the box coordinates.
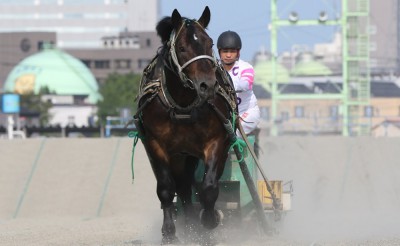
[130,37,140,48]
[329,105,339,120]
[294,106,304,118]
[115,59,131,69]
[73,96,86,105]
[94,60,110,69]
[364,105,373,118]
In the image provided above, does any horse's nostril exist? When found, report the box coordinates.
[200,82,208,92]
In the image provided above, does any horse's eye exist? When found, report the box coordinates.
[179,46,185,52]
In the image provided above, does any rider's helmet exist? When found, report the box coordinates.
[217,31,242,50]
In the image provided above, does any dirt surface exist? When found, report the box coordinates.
[1,136,400,245]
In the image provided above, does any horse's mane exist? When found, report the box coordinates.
[156,17,173,44]
[156,16,194,44]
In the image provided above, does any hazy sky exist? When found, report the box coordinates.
[160,0,341,62]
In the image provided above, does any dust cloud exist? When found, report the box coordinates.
[259,136,400,243]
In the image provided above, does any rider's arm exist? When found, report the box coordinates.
[235,67,254,92]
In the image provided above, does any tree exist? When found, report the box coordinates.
[96,72,141,125]
[20,87,53,126]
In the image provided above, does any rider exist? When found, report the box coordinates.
[217,30,260,137]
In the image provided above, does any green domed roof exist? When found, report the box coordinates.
[254,61,290,92]
[3,45,101,103]
[291,53,332,76]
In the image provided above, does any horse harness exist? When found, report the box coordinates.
[137,55,235,111]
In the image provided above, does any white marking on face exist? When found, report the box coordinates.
[194,34,198,40]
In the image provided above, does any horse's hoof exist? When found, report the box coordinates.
[161,235,180,245]
[199,209,223,230]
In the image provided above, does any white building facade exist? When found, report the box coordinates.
[0,0,159,48]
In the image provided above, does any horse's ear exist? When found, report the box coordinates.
[171,9,182,30]
[198,6,211,28]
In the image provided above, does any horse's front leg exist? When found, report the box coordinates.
[174,156,197,224]
[147,147,179,244]
[154,166,179,244]
[199,149,227,230]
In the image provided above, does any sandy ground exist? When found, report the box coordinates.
[1,136,400,245]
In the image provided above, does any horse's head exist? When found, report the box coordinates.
[158,6,218,106]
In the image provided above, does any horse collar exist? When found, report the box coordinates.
[160,67,202,115]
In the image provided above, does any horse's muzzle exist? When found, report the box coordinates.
[198,80,217,100]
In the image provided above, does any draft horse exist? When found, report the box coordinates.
[134,6,237,243]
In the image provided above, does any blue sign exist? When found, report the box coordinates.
[1,94,20,114]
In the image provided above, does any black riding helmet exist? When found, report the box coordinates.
[217,31,242,50]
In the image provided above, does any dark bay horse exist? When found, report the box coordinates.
[134,6,237,243]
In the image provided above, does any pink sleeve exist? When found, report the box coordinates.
[239,68,254,90]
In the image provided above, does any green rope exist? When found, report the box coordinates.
[228,112,247,162]
[229,138,247,162]
[128,131,142,183]
[232,112,237,128]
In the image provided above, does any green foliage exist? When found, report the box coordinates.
[96,72,141,124]
[20,87,53,125]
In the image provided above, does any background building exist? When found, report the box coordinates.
[0,0,159,48]
[2,0,400,136]
[0,32,56,91]
[66,31,159,84]
[0,0,160,88]
[3,44,101,127]
[369,0,400,75]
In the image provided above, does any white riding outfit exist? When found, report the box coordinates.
[226,59,260,136]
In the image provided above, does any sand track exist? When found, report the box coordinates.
[1,136,400,245]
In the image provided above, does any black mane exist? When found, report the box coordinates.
[156,16,192,44]
[156,17,173,44]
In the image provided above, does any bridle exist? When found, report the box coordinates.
[167,19,218,89]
